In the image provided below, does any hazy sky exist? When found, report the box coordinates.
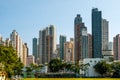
[0,0,120,54]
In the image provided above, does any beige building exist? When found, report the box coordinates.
[102,19,109,50]
[64,38,74,63]
[10,30,28,66]
[23,43,28,66]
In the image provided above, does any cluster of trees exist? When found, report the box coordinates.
[48,59,89,76]
[25,63,43,77]
[94,60,120,77]
[0,46,24,78]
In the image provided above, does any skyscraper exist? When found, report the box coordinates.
[38,25,56,64]
[81,27,88,59]
[10,30,22,59]
[59,35,66,60]
[74,14,88,63]
[39,29,46,64]
[23,43,28,66]
[32,38,37,62]
[10,30,28,65]
[92,8,102,58]
[102,19,109,50]
[113,34,120,60]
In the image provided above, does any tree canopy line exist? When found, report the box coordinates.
[94,60,120,77]
[1,45,120,78]
[0,46,24,78]
[49,59,120,78]
[48,59,90,76]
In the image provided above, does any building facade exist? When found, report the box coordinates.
[23,43,28,66]
[26,55,35,66]
[102,19,109,50]
[59,35,66,60]
[113,34,120,60]
[32,38,37,62]
[10,30,28,66]
[81,27,88,59]
[74,14,88,63]
[108,42,113,50]
[83,58,103,77]
[92,8,102,58]
[64,38,74,63]
[88,34,92,58]
[38,25,56,64]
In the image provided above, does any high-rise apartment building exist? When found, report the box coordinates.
[88,34,92,58]
[59,35,66,60]
[102,19,109,50]
[81,27,88,59]
[10,30,28,65]
[39,29,46,64]
[10,30,21,58]
[113,34,120,60]
[74,14,82,63]
[23,43,28,66]
[64,38,74,63]
[32,38,37,62]
[74,14,88,63]
[92,8,102,58]
[38,25,56,64]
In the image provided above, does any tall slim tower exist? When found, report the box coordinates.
[23,43,28,66]
[102,19,109,50]
[88,34,92,58]
[92,8,102,58]
[59,35,66,60]
[81,27,88,59]
[74,14,88,63]
[32,38,37,62]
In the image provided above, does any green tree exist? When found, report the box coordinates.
[94,60,111,77]
[0,46,24,77]
[48,59,62,72]
[111,62,120,77]
[109,57,114,62]
[65,63,73,71]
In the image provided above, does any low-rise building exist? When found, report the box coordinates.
[103,50,113,61]
[26,55,35,66]
[82,58,103,77]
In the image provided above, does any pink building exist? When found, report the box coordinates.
[113,34,120,60]
[26,55,35,66]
